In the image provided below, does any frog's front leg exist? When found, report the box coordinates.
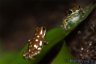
[43,39,48,45]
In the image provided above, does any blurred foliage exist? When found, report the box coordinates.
[52,43,78,64]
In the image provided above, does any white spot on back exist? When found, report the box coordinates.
[35,39,39,42]
[29,49,31,52]
[34,44,38,49]
[38,47,41,50]
[39,41,42,46]
[37,35,40,38]
[34,53,37,55]
[40,30,43,35]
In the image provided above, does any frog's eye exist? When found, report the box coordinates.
[43,27,46,31]
[68,9,73,15]
[41,27,46,31]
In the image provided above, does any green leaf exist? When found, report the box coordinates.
[52,43,79,64]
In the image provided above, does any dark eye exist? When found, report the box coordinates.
[68,10,72,15]
[42,27,46,31]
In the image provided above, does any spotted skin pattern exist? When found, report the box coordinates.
[23,27,47,59]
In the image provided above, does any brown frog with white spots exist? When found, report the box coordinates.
[23,27,47,59]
